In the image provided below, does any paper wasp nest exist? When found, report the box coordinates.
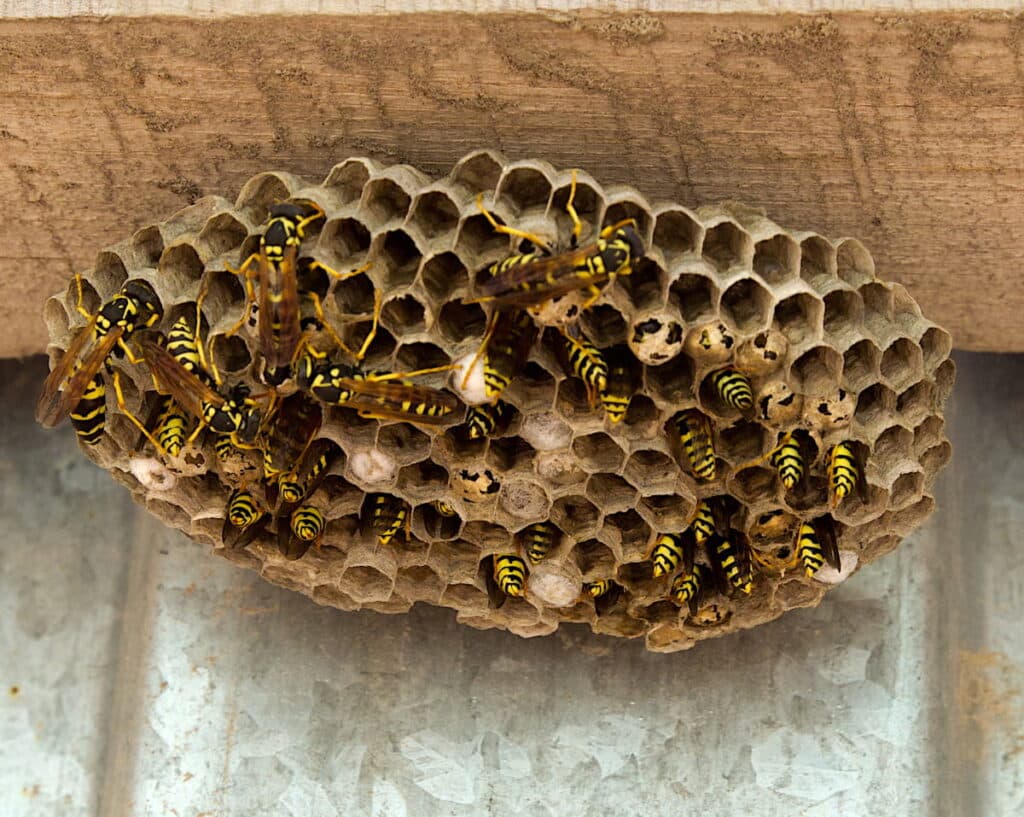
[41,151,954,652]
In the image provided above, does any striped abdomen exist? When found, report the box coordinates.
[676,411,716,481]
[600,361,631,423]
[70,374,106,445]
[213,434,237,462]
[166,315,205,377]
[585,579,613,599]
[797,522,826,577]
[563,334,607,395]
[484,311,536,400]
[279,451,329,505]
[690,501,716,545]
[670,564,709,610]
[518,521,559,564]
[711,368,754,411]
[433,500,456,517]
[154,396,189,457]
[227,489,262,529]
[465,401,511,439]
[770,433,804,490]
[828,443,859,504]
[710,534,752,594]
[372,494,408,545]
[494,554,527,597]
[290,506,326,542]
[650,533,688,578]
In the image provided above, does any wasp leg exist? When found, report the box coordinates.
[475,194,551,252]
[72,274,93,321]
[460,312,498,392]
[576,284,606,314]
[219,255,260,340]
[306,257,372,283]
[564,169,583,247]
[363,363,457,383]
[112,369,167,453]
[599,218,640,240]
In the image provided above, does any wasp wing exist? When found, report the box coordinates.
[36,323,120,428]
[817,516,842,571]
[337,378,460,427]
[261,392,323,478]
[258,245,302,372]
[469,243,610,309]
[140,334,225,421]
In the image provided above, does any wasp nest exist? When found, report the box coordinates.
[41,151,954,652]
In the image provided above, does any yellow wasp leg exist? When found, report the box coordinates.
[220,256,260,341]
[306,257,372,282]
[475,194,551,251]
[111,369,167,453]
[72,274,93,321]
[564,169,583,245]
[460,312,498,391]
[365,363,457,383]
[598,217,639,240]
[116,337,146,365]
[576,283,606,314]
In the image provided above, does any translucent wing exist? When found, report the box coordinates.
[258,244,302,371]
[335,378,460,426]
[140,334,225,421]
[471,243,609,309]
[818,516,842,571]
[36,322,120,427]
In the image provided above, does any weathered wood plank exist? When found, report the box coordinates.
[2,11,1022,356]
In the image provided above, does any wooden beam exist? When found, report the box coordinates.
[2,11,1022,356]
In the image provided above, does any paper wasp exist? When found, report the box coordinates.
[670,409,717,482]
[222,488,271,551]
[827,442,868,509]
[796,515,842,577]
[37,277,163,442]
[670,563,713,616]
[369,493,411,546]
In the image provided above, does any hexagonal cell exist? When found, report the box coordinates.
[773,292,824,345]
[934,359,956,403]
[374,229,423,290]
[585,473,637,514]
[158,242,204,291]
[669,273,718,323]
[854,382,896,428]
[601,509,651,559]
[842,339,882,392]
[604,199,652,239]
[573,538,617,577]
[836,238,875,289]
[435,300,487,347]
[551,176,601,237]
[729,465,776,503]
[195,211,249,260]
[620,257,665,312]
[896,380,935,426]
[211,333,251,376]
[377,422,432,465]
[880,338,924,392]
[790,345,843,396]
[572,432,626,473]
[320,217,373,263]
[913,416,945,455]
[920,325,953,375]
[496,165,553,213]
[799,235,837,291]
[860,281,895,337]
[553,369,596,423]
[753,233,799,285]
[550,495,600,539]
[629,312,684,366]
[234,171,293,223]
[379,294,427,337]
[394,341,450,372]
[456,210,511,260]
[360,177,412,226]
[414,503,462,542]
[439,581,489,611]
[645,354,695,405]
[881,495,935,537]
[921,441,952,473]
[735,329,788,377]
[888,469,924,509]
[339,565,395,604]
[398,565,446,602]
[580,304,628,347]
[823,288,864,341]
[90,252,130,298]
[486,435,536,473]
[622,395,660,438]
[129,225,165,268]
[702,220,751,273]
[505,362,556,413]
[622,449,679,493]
[322,159,373,205]
[773,579,825,611]
[873,424,914,465]
[419,251,470,305]
[636,494,691,532]
[717,420,769,466]
[653,208,701,265]
[720,277,773,333]
[448,150,503,196]
[498,477,550,520]
[891,285,924,334]
[396,460,449,502]
[409,190,460,240]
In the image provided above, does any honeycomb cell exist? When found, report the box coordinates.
[381,294,427,336]
[729,466,776,504]
[842,339,882,392]
[773,292,824,344]
[580,304,628,347]
[572,432,626,473]
[645,354,695,405]
[897,380,936,426]
[420,251,470,304]
[934,359,956,403]
[487,436,536,473]
[158,242,205,291]
[805,387,855,431]
[499,478,550,519]
[394,341,450,372]
[799,235,837,291]
[753,233,799,285]
[414,503,462,542]
[913,416,945,455]
[629,311,684,366]
[448,150,504,196]
[735,329,788,377]
[880,338,924,392]
[873,424,914,466]
[377,423,431,466]
[551,495,600,539]
[622,449,679,494]
[505,363,557,413]
[573,539,617,578]
[823,288,864,341]
[604,198,652,239]
[601,509,652,561]
[860,282,895,340]
[920,326,953,375]
[620,257,665,313]
[320,217,373,261]
[322,158,373,205]
[890,470,924,509]
[360,176,412,226]
[653,207,701,265]
[129,225,165,268]
[211,333,251,375]
[534,449,588,489]
[669,273,718,323]
[496,165,553,213]
[836,238,875,289]
[636,494,691,532]
[398,566,446,603]
[374,229,423,290]
[517,412,570,452]
[409,190,460,240]
[586,473,637,515]
[234,171,293,223]
[892,285,924,335]
[720,277,773,333]
[555,376,597,423]
[195,212,249,261]
[790,345,843,396]
[552,175,601,237]
[702,220,752,273]
[436,300,487,346]
[717,420,769,466]
[621,395,660,439]
[340,566,395,604]
[773,579,824,611]
[683,320,736,366]
[921,442,952,473]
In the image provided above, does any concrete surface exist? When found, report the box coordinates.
[2,352,1021,817]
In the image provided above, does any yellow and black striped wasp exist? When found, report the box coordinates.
[463,400,514,439]
[461,308,538,403]
[487,553,529,606]
[219,200,370,386]
[706,531,753,596]
[368,493,411,546]
[599,346,637,423]
[710,367,755,413]
[272,438,343,560]
[280,504,328,559]
[741,428,815,494]
[796,515,842,578]
[36,277,163,444]
[670,563,714,616]
[827,441,869,509]
[552,328,608,409]
[222,487,271,551]
[582,578,623,615]
[517,521,561,564]
[670,409,717,482]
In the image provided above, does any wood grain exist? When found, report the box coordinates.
[2,11,1022,356]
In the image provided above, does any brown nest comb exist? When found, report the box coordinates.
[40,150,954,652]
